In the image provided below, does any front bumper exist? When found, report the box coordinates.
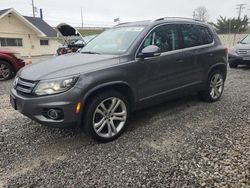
[10,87,83,128]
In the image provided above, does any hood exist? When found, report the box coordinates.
[56,23,82,37]
[18,53,120,80]
[234,43,250,50]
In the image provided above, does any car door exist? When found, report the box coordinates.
[136,24,187,100]
[180,24,215,83]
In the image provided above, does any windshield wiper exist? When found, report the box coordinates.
[81,51,100,54]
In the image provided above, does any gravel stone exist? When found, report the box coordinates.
[0,67,250,187]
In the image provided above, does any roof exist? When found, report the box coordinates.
[115,20,151,27]
[0,8,11,16]
[24,16,57,37]
[116,17,206,28]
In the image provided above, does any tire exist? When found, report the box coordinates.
[0,60,14,81]
[83,90,130,143]
[229,62,238,68]
[199,70,225,102]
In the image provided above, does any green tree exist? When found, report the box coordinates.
[213,15,249,34]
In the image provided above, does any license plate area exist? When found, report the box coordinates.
[10,95,17,110]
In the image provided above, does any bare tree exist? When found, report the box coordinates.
[194,6,210,22]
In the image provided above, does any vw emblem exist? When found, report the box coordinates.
[13,77,19,88]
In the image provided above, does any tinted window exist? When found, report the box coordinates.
[181,24,213,48]
[141,24,179,53]
[0,38,23,47]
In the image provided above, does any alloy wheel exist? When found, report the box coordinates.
[209,73,224,100]
[93,97,127,138]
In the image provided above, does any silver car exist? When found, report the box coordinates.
[229,35,250,68]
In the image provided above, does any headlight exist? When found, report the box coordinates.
[13,53,22,60]
[34,76,79,96]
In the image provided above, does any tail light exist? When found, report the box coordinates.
[224,47,228,61]
[224,48,228,56]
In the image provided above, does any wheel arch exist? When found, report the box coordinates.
[82,81,136,111]
[207,63,227,80]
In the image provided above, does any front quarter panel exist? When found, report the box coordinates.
[75,59,140,102]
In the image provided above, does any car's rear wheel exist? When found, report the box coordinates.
[83,90,129,142]
[199,70,225,102]
[0,60,14,81]
[229,62,238,68]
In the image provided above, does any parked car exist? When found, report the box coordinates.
[57,35,96,55]
[229,35,250,68]
[56,39,86,55]
[10,18,228,142]
[0,48,25,81]
[56,23,96,55]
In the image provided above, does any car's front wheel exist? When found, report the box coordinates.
[199,70,225,102]
[83,90,129,142]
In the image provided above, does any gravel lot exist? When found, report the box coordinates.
[0,67,249,187]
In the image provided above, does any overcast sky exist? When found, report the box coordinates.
[1,0,250,27]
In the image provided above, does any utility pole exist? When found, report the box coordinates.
[192,11,196,19]
[236,4,247,18]
[81,8,84,28]
[31,0,35,17]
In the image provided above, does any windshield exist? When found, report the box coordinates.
[241,35,250,44]
[81,26,145,55]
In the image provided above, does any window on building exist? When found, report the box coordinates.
[0,38,23,47]
[40,40,49,46]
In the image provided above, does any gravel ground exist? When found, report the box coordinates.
[0,67,249,188]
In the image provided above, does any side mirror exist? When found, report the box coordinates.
[138,45,161,58]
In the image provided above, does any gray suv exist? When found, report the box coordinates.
[10,18,228,142]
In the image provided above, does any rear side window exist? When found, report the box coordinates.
[141,24,179,53]
[181,24,213,48]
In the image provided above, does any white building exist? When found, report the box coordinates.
[0,8,60,57]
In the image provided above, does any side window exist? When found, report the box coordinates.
[141,24,179,53]
[181,24,213,48]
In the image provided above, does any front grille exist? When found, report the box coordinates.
[16,77,37,95]
[238,49,250,55]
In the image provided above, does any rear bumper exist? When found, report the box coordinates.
[10,87,83,128]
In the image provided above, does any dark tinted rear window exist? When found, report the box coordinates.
[181,24,213,48]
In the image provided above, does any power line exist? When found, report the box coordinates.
[236,3,247,18]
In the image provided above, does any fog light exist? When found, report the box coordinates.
[47,109,60,120]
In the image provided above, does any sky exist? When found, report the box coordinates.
[1,0,250,27]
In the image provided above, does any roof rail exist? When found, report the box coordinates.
[155,17,202,22]
[116,22,132,26]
